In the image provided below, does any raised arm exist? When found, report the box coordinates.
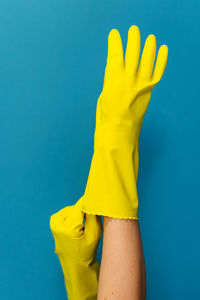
[83,25,168,299]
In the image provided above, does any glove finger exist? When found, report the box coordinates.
[125,25,141,76]
[104,29,124,86]
[152,44,168,83]
[106,28,124,68]
[137,34,157,81]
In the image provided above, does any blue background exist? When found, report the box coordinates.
[0,0,199,299]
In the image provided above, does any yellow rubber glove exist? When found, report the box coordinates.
[50,197,102,300]
[82,25,168,219]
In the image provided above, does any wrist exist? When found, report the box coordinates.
[94,119,139,151]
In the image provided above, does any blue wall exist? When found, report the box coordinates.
[0,0,199,299]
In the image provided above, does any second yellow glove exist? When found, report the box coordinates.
[50,197,102,300]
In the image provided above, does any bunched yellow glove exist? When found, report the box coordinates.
[50,197,102,300]
[82,25,168,219]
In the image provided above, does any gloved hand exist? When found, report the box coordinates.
[82,25,168,219]
[50,196,102,300]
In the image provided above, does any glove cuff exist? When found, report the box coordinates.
[83,138,139,220]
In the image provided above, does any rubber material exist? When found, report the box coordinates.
[50,197,102,300]
[82,25,168,219]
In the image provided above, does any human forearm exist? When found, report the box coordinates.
[98,217,146,300]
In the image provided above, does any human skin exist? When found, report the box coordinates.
[97,217,146,300]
